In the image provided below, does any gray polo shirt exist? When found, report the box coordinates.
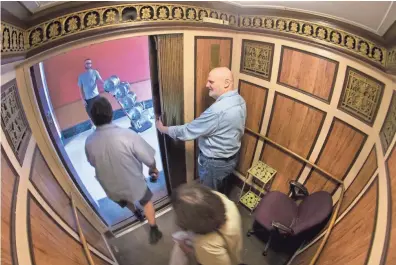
[78,69,102,100]
[85,124,156,203]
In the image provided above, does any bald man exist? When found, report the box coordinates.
[156,67,246,192]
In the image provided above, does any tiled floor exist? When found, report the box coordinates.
[64,114,168,225]
[109,187,293,265]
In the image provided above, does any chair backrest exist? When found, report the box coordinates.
[292,191,333,235]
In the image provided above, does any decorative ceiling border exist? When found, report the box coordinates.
[239,15,387,67]
[0,2,391,70]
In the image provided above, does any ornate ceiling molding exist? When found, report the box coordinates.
[0,2,393,72]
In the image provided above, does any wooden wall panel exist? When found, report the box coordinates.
[237,80,267,174]
[261,93,326,193]
[384,145,396,265]
[194,37,232,179]
[195,37,233,117]
[28,194,89,265]
[305,119,367,193]
[92,254,112,265]
[290,240,321,265]
[29,148,77,231]
[278,47,338,102]
[340,146,377,215]
[77,210,112,260]
[1,148,19,265]
[315,178,378,265]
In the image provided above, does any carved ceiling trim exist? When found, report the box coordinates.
[0,2,393,71]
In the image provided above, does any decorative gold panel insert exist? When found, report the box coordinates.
[1,22,26,53]
[387,46,396,69]
[338,67,384,126]
[380,91,396,153]
[1,79,32,165]
[240,40,274,81]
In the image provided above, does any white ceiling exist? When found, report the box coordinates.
[20,1,65,14]
[227,1,396,36]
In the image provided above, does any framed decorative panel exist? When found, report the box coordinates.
[1,79,32,165]
[338,67,385,126]
[304,118,368,194]
[237,80,268,175]
[1,147,19,265]
[261,93,326,193]
[277,46,339,103]
[29,148,77,232]
[240,39,274,81]
[27,193,90,265]
[380,91,396,154]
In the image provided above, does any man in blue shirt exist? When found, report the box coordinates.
[78,59,104,123]
[156,67,246,192]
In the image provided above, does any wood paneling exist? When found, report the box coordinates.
[278,47,338,102]
[384,145,396,265]
[77,210,112,260]
[290,240,321,265]
[1,148,19,265]
[28,194,89,265]
[305,119,367,193]
[92,254,112,265]
[29,148,77,231]
[315,178,378,265]
[237,80,267,174]
[195,37,233,117]
[340,146,377,215]
[261,93,326,193]
[194,37,233,179]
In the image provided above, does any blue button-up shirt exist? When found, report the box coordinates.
[168,90,246,158]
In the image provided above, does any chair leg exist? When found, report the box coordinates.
[262,234,272,256]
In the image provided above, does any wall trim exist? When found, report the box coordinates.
[276,45,340,104]
[1,2,392,71]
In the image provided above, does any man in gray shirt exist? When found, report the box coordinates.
[78,59,104,122]
[156,67,246,192]
[85,97,163,244]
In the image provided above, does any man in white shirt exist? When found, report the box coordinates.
[85,97,163,244]
[78,59,104,123]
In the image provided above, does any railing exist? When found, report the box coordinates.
[244,127,345,265]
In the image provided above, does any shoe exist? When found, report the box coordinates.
[133,210,145,222]
[149,226,163,244]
